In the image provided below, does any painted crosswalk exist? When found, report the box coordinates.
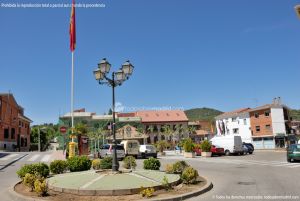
[163,155,300,169]
[0,153,57,163]
[0,153,19,161]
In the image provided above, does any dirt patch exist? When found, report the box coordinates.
[15,177,207,201]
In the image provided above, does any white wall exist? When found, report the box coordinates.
[271,108,286,134]
[216,113,252,143]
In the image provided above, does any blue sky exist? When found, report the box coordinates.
[0,0,300,124]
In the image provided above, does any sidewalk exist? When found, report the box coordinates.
[50,150,66,160]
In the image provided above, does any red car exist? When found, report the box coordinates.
[194,145,225,156]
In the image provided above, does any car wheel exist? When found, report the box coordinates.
[142,153,146,159]
[287,158,291,162]
[225,150,230,156]
[249,151,253,154]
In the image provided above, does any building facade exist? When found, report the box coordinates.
[215,108,252,143]
[59,109,189,145]
[0,93,32,151]
[249,103,292,149]
[188,120,214,143]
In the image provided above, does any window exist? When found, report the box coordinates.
[232,117,237,122]
[254,113,259,118]
[233,128,239,134]
[11,128,15,139]
[4,128,9,139]
[243,119,247,125]
[256,126,260,132]
[265,111,270,117]
[265,124,271,130]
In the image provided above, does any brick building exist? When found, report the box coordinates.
[249,101,292,149]
[0,93,32,151]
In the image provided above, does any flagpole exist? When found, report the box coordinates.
[71,51,74,142]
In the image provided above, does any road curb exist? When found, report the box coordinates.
[9,177,213,201]
[8,181,44,201]
[139,176,213,201]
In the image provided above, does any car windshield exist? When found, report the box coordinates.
[290,144,300,151]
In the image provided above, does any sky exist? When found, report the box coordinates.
[0,0,300,125]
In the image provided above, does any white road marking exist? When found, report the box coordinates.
[0,154,19,161]
[41,154,51,162]
[80,174,105,189]
[28,154,40,161]
[287,164,300,168]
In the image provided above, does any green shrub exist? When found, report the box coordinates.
[200,140,212,152]
[50,160,68,174]
[23,173,37,191]
[183,138,194,152]
[122,156,137,169]
[172,161,189,174]
[67,156,92,172]
[164,164,173,173]
[143,157,161,170]
[100,157,112,169]
[140,186,155,198]
[181,167,199,184]
[34,178,48,197]
[162,176,171,191]
[155,140,169,152]
[92,159,101,170]
[17,163,49,179]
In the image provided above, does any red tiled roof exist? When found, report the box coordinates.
[136,110,188,123]
[117,113,136,118]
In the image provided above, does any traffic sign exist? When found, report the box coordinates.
[60,126,67,134]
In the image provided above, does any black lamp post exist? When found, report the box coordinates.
[93,58,134,172]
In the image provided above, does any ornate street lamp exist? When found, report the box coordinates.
[93,58,134,172]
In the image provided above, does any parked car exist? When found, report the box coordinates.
[194,145,225,156]
[243,142,254,154]
[242,145,249,155]
[120,140,140,158]
[98,144,125,160]
[139,145,157,158]
[287,144,300,162]
[210,135,243,156]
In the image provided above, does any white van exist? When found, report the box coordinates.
[210,135,243,156]
[120,140,140,158]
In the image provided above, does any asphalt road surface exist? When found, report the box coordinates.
[0,150,299,201]
[158,151,300,201]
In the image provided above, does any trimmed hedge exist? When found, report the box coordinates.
[122,156,137,169]
[92,159,101,170]
[67,156,91,172]
[181,167,199,184]
[143,157,161,170]
[17,163,50,179]
[50,160,68,174]
[100,157,112,169]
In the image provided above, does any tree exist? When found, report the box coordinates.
[147,125,154,134]
[108,108,113,115]
[162,125,173,141]
[175,124,184,142]
[188,126,196,138]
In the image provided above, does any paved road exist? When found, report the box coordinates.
[0,151,65,201]
[1,151,300,201]
[158,151,300,201]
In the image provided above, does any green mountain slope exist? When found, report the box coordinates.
[290,109,300,121]
[185,108,223,121]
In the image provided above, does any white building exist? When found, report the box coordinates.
[215,108,252,143]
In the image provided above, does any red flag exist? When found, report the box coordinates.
[69,0,76,52]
